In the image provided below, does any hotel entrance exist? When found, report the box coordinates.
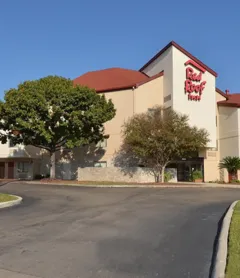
[167,157,204,182]
[176,158,204,182]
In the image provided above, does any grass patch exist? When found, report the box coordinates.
[226,201,240,277]
[0,193,17,203]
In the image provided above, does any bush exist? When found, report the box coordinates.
[164,171,173,182]
[231,179,240,184]
[192,170,203,181]
[34,174,44,180]
[34,173,50,180]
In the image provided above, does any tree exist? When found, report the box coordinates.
[0,76,116,179]
[219,156,240,182]
[119,106,209,182]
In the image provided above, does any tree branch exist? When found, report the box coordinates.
[56,137,67,145]
[32,144,51,152]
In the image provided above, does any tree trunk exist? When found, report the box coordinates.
[50,152,56,179]
[155,173,160,183]
[229,172,237,183]
[161,166,165,183]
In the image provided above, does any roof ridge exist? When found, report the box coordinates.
[140,41,218,77]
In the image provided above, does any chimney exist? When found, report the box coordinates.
[225,89,230,95]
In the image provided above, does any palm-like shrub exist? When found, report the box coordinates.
[219,156,240,182]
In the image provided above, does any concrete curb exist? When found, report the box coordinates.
[211,200,239,278]
[24,181,240,189]
[0,195,22,209]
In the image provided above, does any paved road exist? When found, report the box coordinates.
[0,183,239,278]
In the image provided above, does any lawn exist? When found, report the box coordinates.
[0,193,18,203]
[226,201,240,277]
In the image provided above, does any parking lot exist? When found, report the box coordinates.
[0,182,239,278]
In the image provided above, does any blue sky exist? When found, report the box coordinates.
[0,0,239,98]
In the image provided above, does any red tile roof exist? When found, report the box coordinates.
[73,68,163,93]
[140,41,218,77]
[218,94,240,107]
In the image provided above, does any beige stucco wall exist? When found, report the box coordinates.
[218,105,240,182]
[101,88,134,165]
[199,149,219,182]
[219,106,239,158]
[215,92,227,181]
[142,47,173,108]
[198,91,228,182]
[134,76,163,113]
[216,92,226,153]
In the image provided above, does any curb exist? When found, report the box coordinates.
[24,181,240,189]
[211,200,239,278]
[0,195,22,209]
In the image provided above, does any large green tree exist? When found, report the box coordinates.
[0,76,115,178]
[118,106,209,182]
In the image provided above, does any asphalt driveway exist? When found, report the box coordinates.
[0,183,240,278]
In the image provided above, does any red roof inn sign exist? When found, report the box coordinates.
[184,60,207,101]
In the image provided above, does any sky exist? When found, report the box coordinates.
[0,0,240,98]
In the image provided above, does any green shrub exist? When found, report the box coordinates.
[164,171,173,182]
[34,174,44,180]
[34,173,50,180]
[192,170,203,180]
[231,179,240,184]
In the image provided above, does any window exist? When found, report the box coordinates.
[94,161,107,168]
[148,108,158,116]
[164,94,171,103]
[17,162,30,173]
[96,138,107,148]
[148,108,156,113]
[9,139,16,148]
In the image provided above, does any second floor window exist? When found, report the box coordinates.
[9,139,16,148]
[96,138,107,148]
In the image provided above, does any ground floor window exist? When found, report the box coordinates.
[17,162,30,173]
[94,161,107,168]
